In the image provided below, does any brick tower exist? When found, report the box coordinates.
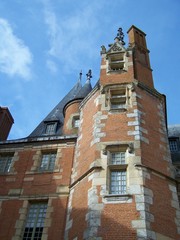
[64,26,180,239]
[0,25,179,240]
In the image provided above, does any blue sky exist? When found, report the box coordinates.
[0,0,180,140]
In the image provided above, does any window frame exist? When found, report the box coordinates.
[107,147,128,195]
[109,169,127,195]
[0,153,14,174]
[22,202,47,240]
[107,52,125,72]
[169,138,179,152]
[44,121,58,135]
[109,87,130,111]
[72,116,80,128]
[39,152,57,172]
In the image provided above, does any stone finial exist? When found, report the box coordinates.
[86,69,92,82]
[79,70,82,82]
[115,27,125,45]
[101,45,106,54]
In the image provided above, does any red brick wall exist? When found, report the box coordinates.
[0,141,75,239]
[48,197,69,240]
[63,101,80,135]
[0,200,22,239]
[146,174,179,239]
[99,201,138,240]
[136,86,170,176]
[68,179,92,239]
[72,91,100,183]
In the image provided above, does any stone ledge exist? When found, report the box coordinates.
[103,194,132,203]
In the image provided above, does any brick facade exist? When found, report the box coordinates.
[0,25,179,240]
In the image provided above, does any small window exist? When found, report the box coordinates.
[74,119,80,128]
[73,116,80,128]
[108,53,125,71]
[39,152,56,172]
[110,152,125,165]
[110,89,126,110]
[23,202,47,240]
[0,154,14,173]
[107,148,127,195]
[45,123,56,135]
[169,138,179,152]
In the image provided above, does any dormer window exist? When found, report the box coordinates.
[44,121,59,135]
[46,123,56,135]
[169,138,179,152]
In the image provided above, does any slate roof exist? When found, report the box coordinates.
[168,125,180,138]
[63,79,92,112]
[28,79,92,138]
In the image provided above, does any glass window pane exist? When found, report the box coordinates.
[23,203,47,240]
[169,140,178,152]
[39,153,56,171]
[74,119,80,128]
[0,155,13,173]
[110,170,126,194]
[111,152,125,165]
[46,123,56,135]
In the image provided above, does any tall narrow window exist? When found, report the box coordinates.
[110,170,126,194]
[39,152,56,172]
[107,148,127,195]
[0,154,13,173]
[23,202,47,240]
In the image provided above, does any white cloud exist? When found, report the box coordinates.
[41,0,102,73]
[0,18,33,80]
[46,59,58,74]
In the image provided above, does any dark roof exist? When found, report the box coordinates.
[168,125,180,138]
[74,80,92,99]
[28,79,92,138]
[63,80,92,114]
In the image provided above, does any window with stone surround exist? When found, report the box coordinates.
[0,153,14,173]
[107,52,125,72]
[108,87,131,111]
[107,146,128,195]
[72,116,80,128]
[23,202,47,240]
[39,152,57,172]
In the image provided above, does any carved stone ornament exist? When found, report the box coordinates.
[128,143,134,153]
[101,45,106,54]
[111,43,122,52]
[102,149,107,155]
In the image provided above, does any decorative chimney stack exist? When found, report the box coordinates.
[0,107,14,140]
